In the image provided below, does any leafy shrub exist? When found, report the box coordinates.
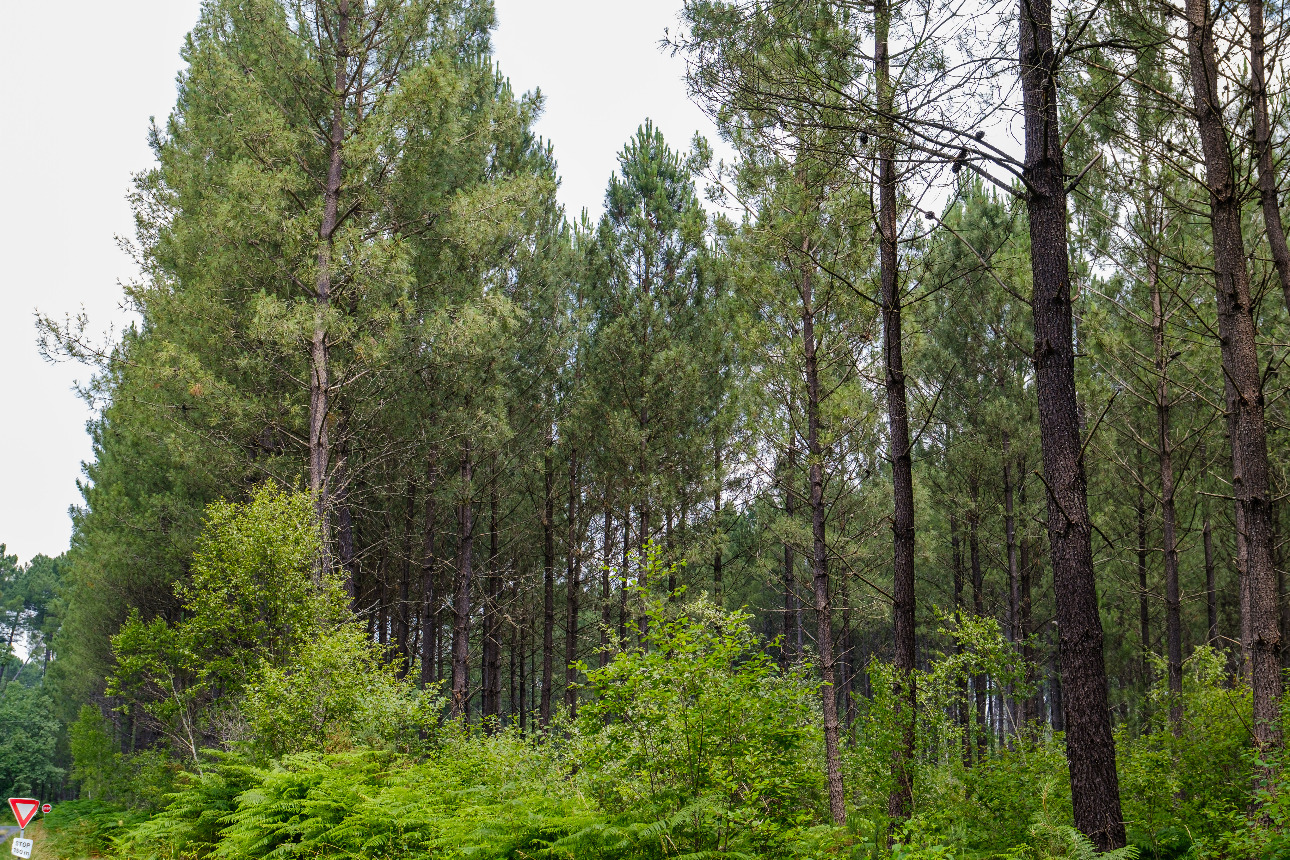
[575,545,833,857]
[238,622,444,758]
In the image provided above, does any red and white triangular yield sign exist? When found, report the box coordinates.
[8,798,38,829]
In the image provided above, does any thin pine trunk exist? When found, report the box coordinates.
[565,450,581,717]
[783,442,800,666]
[310,0,351,583]
[541,442,555,728]
[483,470,502,724]
[1003,432,1020,736]
[1137,466,1151,694]
[951,512,970,762]
[714,444,724,606]
[450,442,475,719]
[1204,509,1217,645]
[800,235,845,826]
[397,477,415,677]
[601,504,613,669]
[969,498,987,763]
[1150,260,1183,731]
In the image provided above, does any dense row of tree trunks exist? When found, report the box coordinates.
[1184,0,1283,782]
[1019,0,1126,842]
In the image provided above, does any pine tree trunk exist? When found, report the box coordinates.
[841,590,854,733]
[1021,529,1037,727]
[450,441,475,719]
[1249,0,1290,310]
[1003,432,1020,736]
[801,236,846,826]
[1185,0,1282,779]
[969,500,987,763]
[334,447,356,609]
[309,0,354,584]
[377,550,389,647]
[565,450,581,717]
[483,470,502,724]
[875,0,916,823]
[784,441,800,666]
[601,505,613,668]
[1137,470,1151,694]
[619,511,630,642]
[1020,0,1126,840]
[951,513,970,762]
[714,443,724,606]
[518,594,528,733]
[1204,509,1217,645]
[541,442,555,727]
[397,477,415,677]
[1150,262,1183,731]
[508,591,518,723]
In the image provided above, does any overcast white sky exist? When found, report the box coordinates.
[0,1,723,565]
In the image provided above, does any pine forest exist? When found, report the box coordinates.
[4,0,1290,857]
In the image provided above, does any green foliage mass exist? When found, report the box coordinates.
[0,683,62,798]
[105,486,438,767]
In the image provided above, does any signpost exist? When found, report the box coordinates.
[8,798,39,858]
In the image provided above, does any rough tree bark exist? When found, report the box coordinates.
[1185,0,1282,778]
[1019,0,1126,841]
[877,0,916,820]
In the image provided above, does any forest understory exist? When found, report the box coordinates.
[3,0,1290,857]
